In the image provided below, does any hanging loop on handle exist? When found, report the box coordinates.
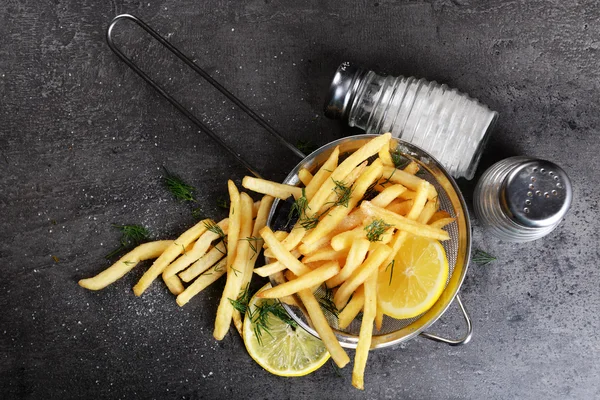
[106,14,306,179]
[419,295,473,346]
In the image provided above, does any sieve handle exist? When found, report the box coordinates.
[419,295,473,346]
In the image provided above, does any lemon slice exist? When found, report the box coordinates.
[377,234,449,319]
[243,283,330,377]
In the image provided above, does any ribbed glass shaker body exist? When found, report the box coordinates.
[324,63,498,180]
[473,157,572,242]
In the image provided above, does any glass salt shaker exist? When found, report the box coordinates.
[324,62,498,180]
[473,157,572,242]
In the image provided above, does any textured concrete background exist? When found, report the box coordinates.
[1,1,599,399]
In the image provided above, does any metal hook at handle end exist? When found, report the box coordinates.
[419,295,473,346]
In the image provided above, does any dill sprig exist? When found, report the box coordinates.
[229,284,252,315]
[332,179,353,207]
[105,224,151,259]
[390,149,410,170]
[216,197,230,210]
[317,285,339,318]
[385,260,395,286]
[472,249,497,266]
[300,214,320,230]
[295,140,318,155]
[365,219,393,242]
[252,300,297,346]
[203,220,226,241]
[287,188,310,227]
[363,178,380,201]
[163,167,197,203]
[241,236,261,259]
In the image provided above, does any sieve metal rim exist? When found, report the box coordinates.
[265,134,471,349]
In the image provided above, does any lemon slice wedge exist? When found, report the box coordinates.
[243,283,330,377]
[377,234,449,319]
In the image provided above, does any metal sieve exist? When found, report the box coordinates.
[265,134,472,348]
[106,15,472,348]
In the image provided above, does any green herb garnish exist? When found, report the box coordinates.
[472,249,496,266]
[385,260,395,285]
[163,167,197,203]
[317,285,339,318]
[122,260,137,266]
[216,197,230,210]
[365,219,393,242]
[379,168,396,188]
[241,236,261,259]
[203,220,226,240]
[332,179,353,207]
[229,284,252,315]
[295,140,318,155]
[252,300,297,346]
[105,224,151,259]
[390,149,410,170]
[287,188,310,227]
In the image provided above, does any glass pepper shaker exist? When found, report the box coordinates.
[324,62,498,180]
[473,157,572,242]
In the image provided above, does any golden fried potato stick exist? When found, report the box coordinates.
[428,210,452,224]
[331,227,367,251]
[304,146,339,200]
[242,176,302,200]
[406,180,431,221]
[262,230,288,249]
[259,226,311,276]
[163,273,185,295]
[303,159,383,245]
[429,217,456,229]
[381,166,437,199]
[298,168,313,186]
[352,270,378,390]
[302,247,349,263]
[326,238,370,288]
[296,288,350,368]
[338,285,365,330]
[360,201,450,241]
[333,243,391,310]
[378,141,394,167]
[176,258,227,306]
[253,249,302,277]
[226,180,242,272]
[403,161,420,175]
[178,241,226,282]
[371,184,407,208]
[385,199,414,216]
[162,218,229,278]
[233,195,274,335]
[417,198,439,224]
[257,261,340,299]
[78,240,174,290]
[133,220,212,296]
[214,192,254,340]
[375,302,384,331]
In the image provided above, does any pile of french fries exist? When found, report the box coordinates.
[241,133,454,389]
[79,133,455,390]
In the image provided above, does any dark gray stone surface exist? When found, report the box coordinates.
[1,1,599,399]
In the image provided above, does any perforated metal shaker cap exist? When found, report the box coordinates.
[500,160,572,228]
[323,62,367,120]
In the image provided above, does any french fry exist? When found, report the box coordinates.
[397,190,417,200]
[133,220,212,296]
[226,181,242,271]
[253,249,302,277]
[163,273,185,295]
[406,180,431,220]
[178,241,226,282]
[298,232,335,255]
[417,198,439,224]
[163,218,229,278]
[381,166,437,199]
[258,261,340,299]
[331,227,366,251]
[378,141,394,167]
[259,226,311,276]
[176,259,226,306]
[262,230,288,249]
[385,199,413,216]
[242,176,302,200]
[79,240,173,290]
[360,201,450,241]
[298,168,313,186]
[326,238,370,288]
[352,270,378,390]
[303,159,383,245]
[315,161,367,217]
[333,243,391,310]
[304,146,339,201]
[371,184,407,208]
[296,289,350,368]
[403,161,420,175]
[338,285,365,330]
[430,217,455,229]
[375,302,384,331]
[214,192,254,340]
[429,210,452,224]
[302,247,349,263]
